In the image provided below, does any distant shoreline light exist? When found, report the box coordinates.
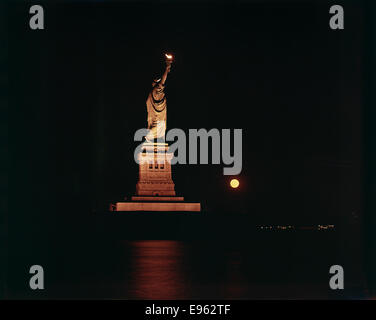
[258,225,335,231]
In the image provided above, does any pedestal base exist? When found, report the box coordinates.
[131,196,185,201]
[111,201,201,212]
[111,142,201,212]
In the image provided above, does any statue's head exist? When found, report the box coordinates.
[152,78,161,87]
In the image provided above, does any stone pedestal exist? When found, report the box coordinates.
[135,143,176,196]
[111,142,201,212]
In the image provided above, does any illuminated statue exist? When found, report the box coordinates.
[110,53,200,211]
[145,54,173,142]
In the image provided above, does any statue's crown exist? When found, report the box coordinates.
[152,78,161,86]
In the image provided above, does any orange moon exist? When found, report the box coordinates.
[230,179,239,188]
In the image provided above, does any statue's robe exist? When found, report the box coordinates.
[145,82,167,142]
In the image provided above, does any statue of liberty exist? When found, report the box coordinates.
[145,54,173,142]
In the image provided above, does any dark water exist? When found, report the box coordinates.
[6,226,367,299]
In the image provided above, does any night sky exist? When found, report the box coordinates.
[8,1,365,230]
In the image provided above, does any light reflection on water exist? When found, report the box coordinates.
[117,236,346,299]
[124,240,252,299]
[128,241,188,299]
[31,233,364,299]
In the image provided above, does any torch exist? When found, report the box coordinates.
[165,53,173,71]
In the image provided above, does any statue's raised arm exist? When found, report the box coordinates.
[161,63,171,85]
[145,54,173,142]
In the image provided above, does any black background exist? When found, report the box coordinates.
[9,1,364,219]
[3,0,374,299]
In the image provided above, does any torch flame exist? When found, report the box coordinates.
[165,54,173,60]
